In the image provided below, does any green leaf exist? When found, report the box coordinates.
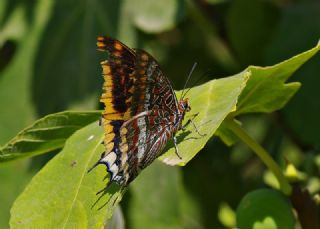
[10,122,121,228]
[236,189,295,229]
[214,121,239,146]
[217,43,320,146]
[0,111,100,162]
[159,71,249,166]
[127,0,185,33]
[235,42,320,115]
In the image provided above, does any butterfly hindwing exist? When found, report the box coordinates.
[117,109,177,184]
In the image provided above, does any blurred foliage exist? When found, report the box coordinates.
[0,0,320,228]
[236,189,295,229]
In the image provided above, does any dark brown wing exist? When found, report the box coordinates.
[115,109,177,185]
[97,36,179,120]
[93,37,179,186]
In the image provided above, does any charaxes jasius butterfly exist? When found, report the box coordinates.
[89,36,196,191]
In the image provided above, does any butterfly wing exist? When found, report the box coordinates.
[97,36,179,118]
[116,109,176,185]
[133,49,180,113]
[95,37,180,186]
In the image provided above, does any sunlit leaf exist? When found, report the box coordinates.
[235,43,320,115]
[159,71,249,165]
[217,43,320,145]
[10,122,121,228]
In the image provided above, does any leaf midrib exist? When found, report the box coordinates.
[61,132,104,228]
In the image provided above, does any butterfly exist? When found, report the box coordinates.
[89,36,193,189]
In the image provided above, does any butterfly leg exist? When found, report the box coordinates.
[95,185,126,210]
[182,113,206,137]
[181,113,198,130]
[190,119,206,137]
[87,151,106,173]
[98,117,103,126]
[173,136,182,159]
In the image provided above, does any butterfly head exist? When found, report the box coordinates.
[179,98,191,113]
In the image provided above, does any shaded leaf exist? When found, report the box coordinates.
[214,120,239,146]
[128,161,182,229]
[0,0,53,145]
[10,122,121,228]
[226,0,280,66]
[236,189,295,229]
[128,0,185,33]
[0,111,100,162]
[128,161,203,229]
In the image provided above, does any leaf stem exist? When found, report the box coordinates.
[225,118,292,195]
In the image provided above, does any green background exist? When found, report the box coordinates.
[1,0,319,228]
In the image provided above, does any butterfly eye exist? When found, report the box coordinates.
[182,102,190,111]
[186,104,191,112]
[184,100,191,111]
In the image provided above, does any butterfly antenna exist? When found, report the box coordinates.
[182,68,213,99]
[180,62,197,101]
